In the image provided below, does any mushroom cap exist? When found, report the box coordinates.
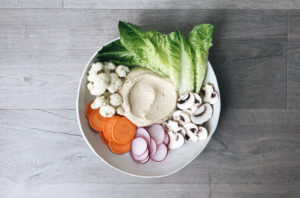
[193,93,202,105]
[196,126,208,140]
[183,123,198,142]
[191,103,213,125]
[173,110,191,126]
[203,84,219,105]
[177,126,186,136]
[168,131,184,149]
[177,92,195,110]
[167,120,179,132]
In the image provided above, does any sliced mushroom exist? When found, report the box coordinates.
[178,126,189,142]
[177,92,195,110]
[173,110,191,125]
[191,103,213,125]
[202,84,219,104]
[177,126,186,136]
[195,126,208,140]
[183,123,198,142]
[193,93,202,105]
[167,120,179,132]
[168,131,184,149]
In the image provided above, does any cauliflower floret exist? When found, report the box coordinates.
[105,62,116,71]
[87,82,104,96]
[100,105,116,117]
[91,96,108,109]
[109,73,119,83]
[115,65,130,77]
[107,78,122,93]
[87,70,98,82]
[110,93,122,107]
[91,62,103,72]
[89,73,110,95]
[88,62,104,82]
[97,73,110,83]
[116,106,124,115]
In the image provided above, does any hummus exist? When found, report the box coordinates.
[119,68,177,127]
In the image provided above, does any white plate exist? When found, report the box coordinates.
[76,38,221,178]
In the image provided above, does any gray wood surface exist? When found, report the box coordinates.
[288,11,300,109]
[64,0,300,9]
[1,0,300,9]
[0,2,300,198]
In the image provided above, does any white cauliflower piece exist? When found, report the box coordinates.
[97,73,110,83]
[115,65,130,77]
[88,62,103,82]
[87,82,103,96]
[90,73,110,95]
[110,93,122,107]
[116,106,124,115]
[107,78,122,93]
[105,62,116,71]
[87,70,98,82]
[91,96,108,109]
[91,62,103,72]
[100,105,116,117]
[109,73,119,83]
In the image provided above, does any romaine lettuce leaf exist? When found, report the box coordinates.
[188,24,214,93]
[119,21,170,76]
[167,30,195,95]
[96,39,137,66]
[96,21,214,95]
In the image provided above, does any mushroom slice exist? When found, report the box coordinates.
[167,120,179,132]
[168,131,184,149]
[173,110,191,126]
[177,92,195,110]
[183,123,198,142]
[191,103,213,125]
[195,126,208,141]
[177,127,190,142]
[177,126,186,136]
[193,93,202,105]
[203,84,219,105]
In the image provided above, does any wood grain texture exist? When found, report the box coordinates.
[288,11,300,109]
[63,0,300,9]
[0,0,62,8]
[0,9,287,109]
[0,109,299,198]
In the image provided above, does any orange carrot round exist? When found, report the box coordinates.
[109,141,131,154]
[89,109,105,132]
[112,117,137,145]
[85,101,94,119]
[99,131,109,146]
[103,116,120,141]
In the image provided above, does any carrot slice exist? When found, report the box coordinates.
[109,141,131,154]
[85,101,94,119]
[99,132,109,146]
[112,117,137,145]
[103,116,120,141]
[89,109,105,132]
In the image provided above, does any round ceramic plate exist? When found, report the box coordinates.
[76,38,221,178]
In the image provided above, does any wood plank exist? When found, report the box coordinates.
[63,0,300,9]
[288,11,300,109]
[0,9,287,109]
[0,109,299,197]
[0,0,62,8]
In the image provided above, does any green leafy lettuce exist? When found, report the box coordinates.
[96,21,214,95]
[188,24,214,93]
